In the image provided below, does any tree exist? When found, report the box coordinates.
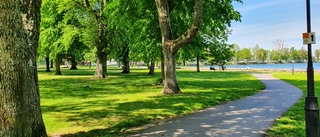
[204,29,234,69]
[81,0,109,78]
[155,0,204,94]
[186,35,207,72]
[236,48,252,63]
[39,0,61,73]
[0,0,47,136]
[66,39,88,70]
[315,49,320,62]
[130,42,162,75]
[298,46,308,61]
[155,0,241,94]
[270,49,281,62]
[105,0,163,75]
[40,0,89,75]
[40,0,113,77]
[231,43,240,63]
[177,47,193,66]
[120,43,130,74]
[272,39,286,61]
[252,44,259,61]
[256,48,268,62]
[208,43,234,70]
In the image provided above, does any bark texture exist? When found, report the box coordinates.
[155,0,203,94]
[91,0,108,78]
[50,60,53,68]
[0,0,47,136]
[69,56,78,70]
[121,44,130,74]
[55,55,62,75]
[196,55,200,72]
[45,56,50,72]
[94,49,107,78]
[148,60,155,75]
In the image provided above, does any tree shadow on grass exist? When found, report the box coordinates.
[39,74,161,99]
[41,72,258,137]
[47,72,266,137]
[57,87,259,137]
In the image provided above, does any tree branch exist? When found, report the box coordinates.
[155,0,173,44]
[84,0,90,8]
[168,0,174,13]
[172,0,203,53]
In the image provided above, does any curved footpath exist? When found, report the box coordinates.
[130,74,303,137]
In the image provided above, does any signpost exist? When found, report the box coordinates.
[303,32,316,45]
[304,0,319,136]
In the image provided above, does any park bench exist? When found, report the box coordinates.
[209,66,215,70]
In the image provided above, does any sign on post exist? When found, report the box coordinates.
[303,32,316,45]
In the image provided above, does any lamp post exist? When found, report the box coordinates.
[292,45,295,75]
[305,0,319,136]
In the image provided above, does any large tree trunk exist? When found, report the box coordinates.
[121,44,130,74]
[149,59,155,75]
[55,55,62,75]
[45,55,51,72]
[93,0,108,78]
[155,0,203,94]
[70,56,78,70]
[50,59,54,68]
[94,49,107,78]
[0,0,47,136]
[161,51,165,85]
[162,46,181,94]
[196,55,200,72]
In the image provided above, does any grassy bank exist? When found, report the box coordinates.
[267,72,320,137]
[38,66,264,136]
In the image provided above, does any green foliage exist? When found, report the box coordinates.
[315,49,320,62]
[207,43,234,66]
[256,48,268,62]
[201,0,242,38]
[297,47,308,61]
[178,35,207,64]
[170,0,242,42]
[39,0,88,62]
[38,0,243,74]
[272,39,287,62]
[155,77,163,85]
[38,66,263,136]
[236,48,252,61]
[106,0,162,65]
[38,0,61,58]
[177,47,193,65]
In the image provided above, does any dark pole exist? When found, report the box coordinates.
[305,0,319,136]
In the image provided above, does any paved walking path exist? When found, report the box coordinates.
[131,74,303,137]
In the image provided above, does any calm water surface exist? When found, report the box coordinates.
[223,63,320,70]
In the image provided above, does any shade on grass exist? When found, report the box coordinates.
[38,66,264,136]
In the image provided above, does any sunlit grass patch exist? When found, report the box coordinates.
[37,66,264,136]
[267,72,320,137]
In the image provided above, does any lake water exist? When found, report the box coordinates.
[216,63,320,70]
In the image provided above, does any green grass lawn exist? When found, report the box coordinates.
[267,72,320,137]
[38,66,264,136]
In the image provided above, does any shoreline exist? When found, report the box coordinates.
[179,66,314,73]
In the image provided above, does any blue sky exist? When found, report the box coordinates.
[228,0,320,50]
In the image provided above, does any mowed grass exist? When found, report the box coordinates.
[37,66,264,136]
[267,72,320,137]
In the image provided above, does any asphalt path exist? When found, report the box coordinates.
[130,74,303,137]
